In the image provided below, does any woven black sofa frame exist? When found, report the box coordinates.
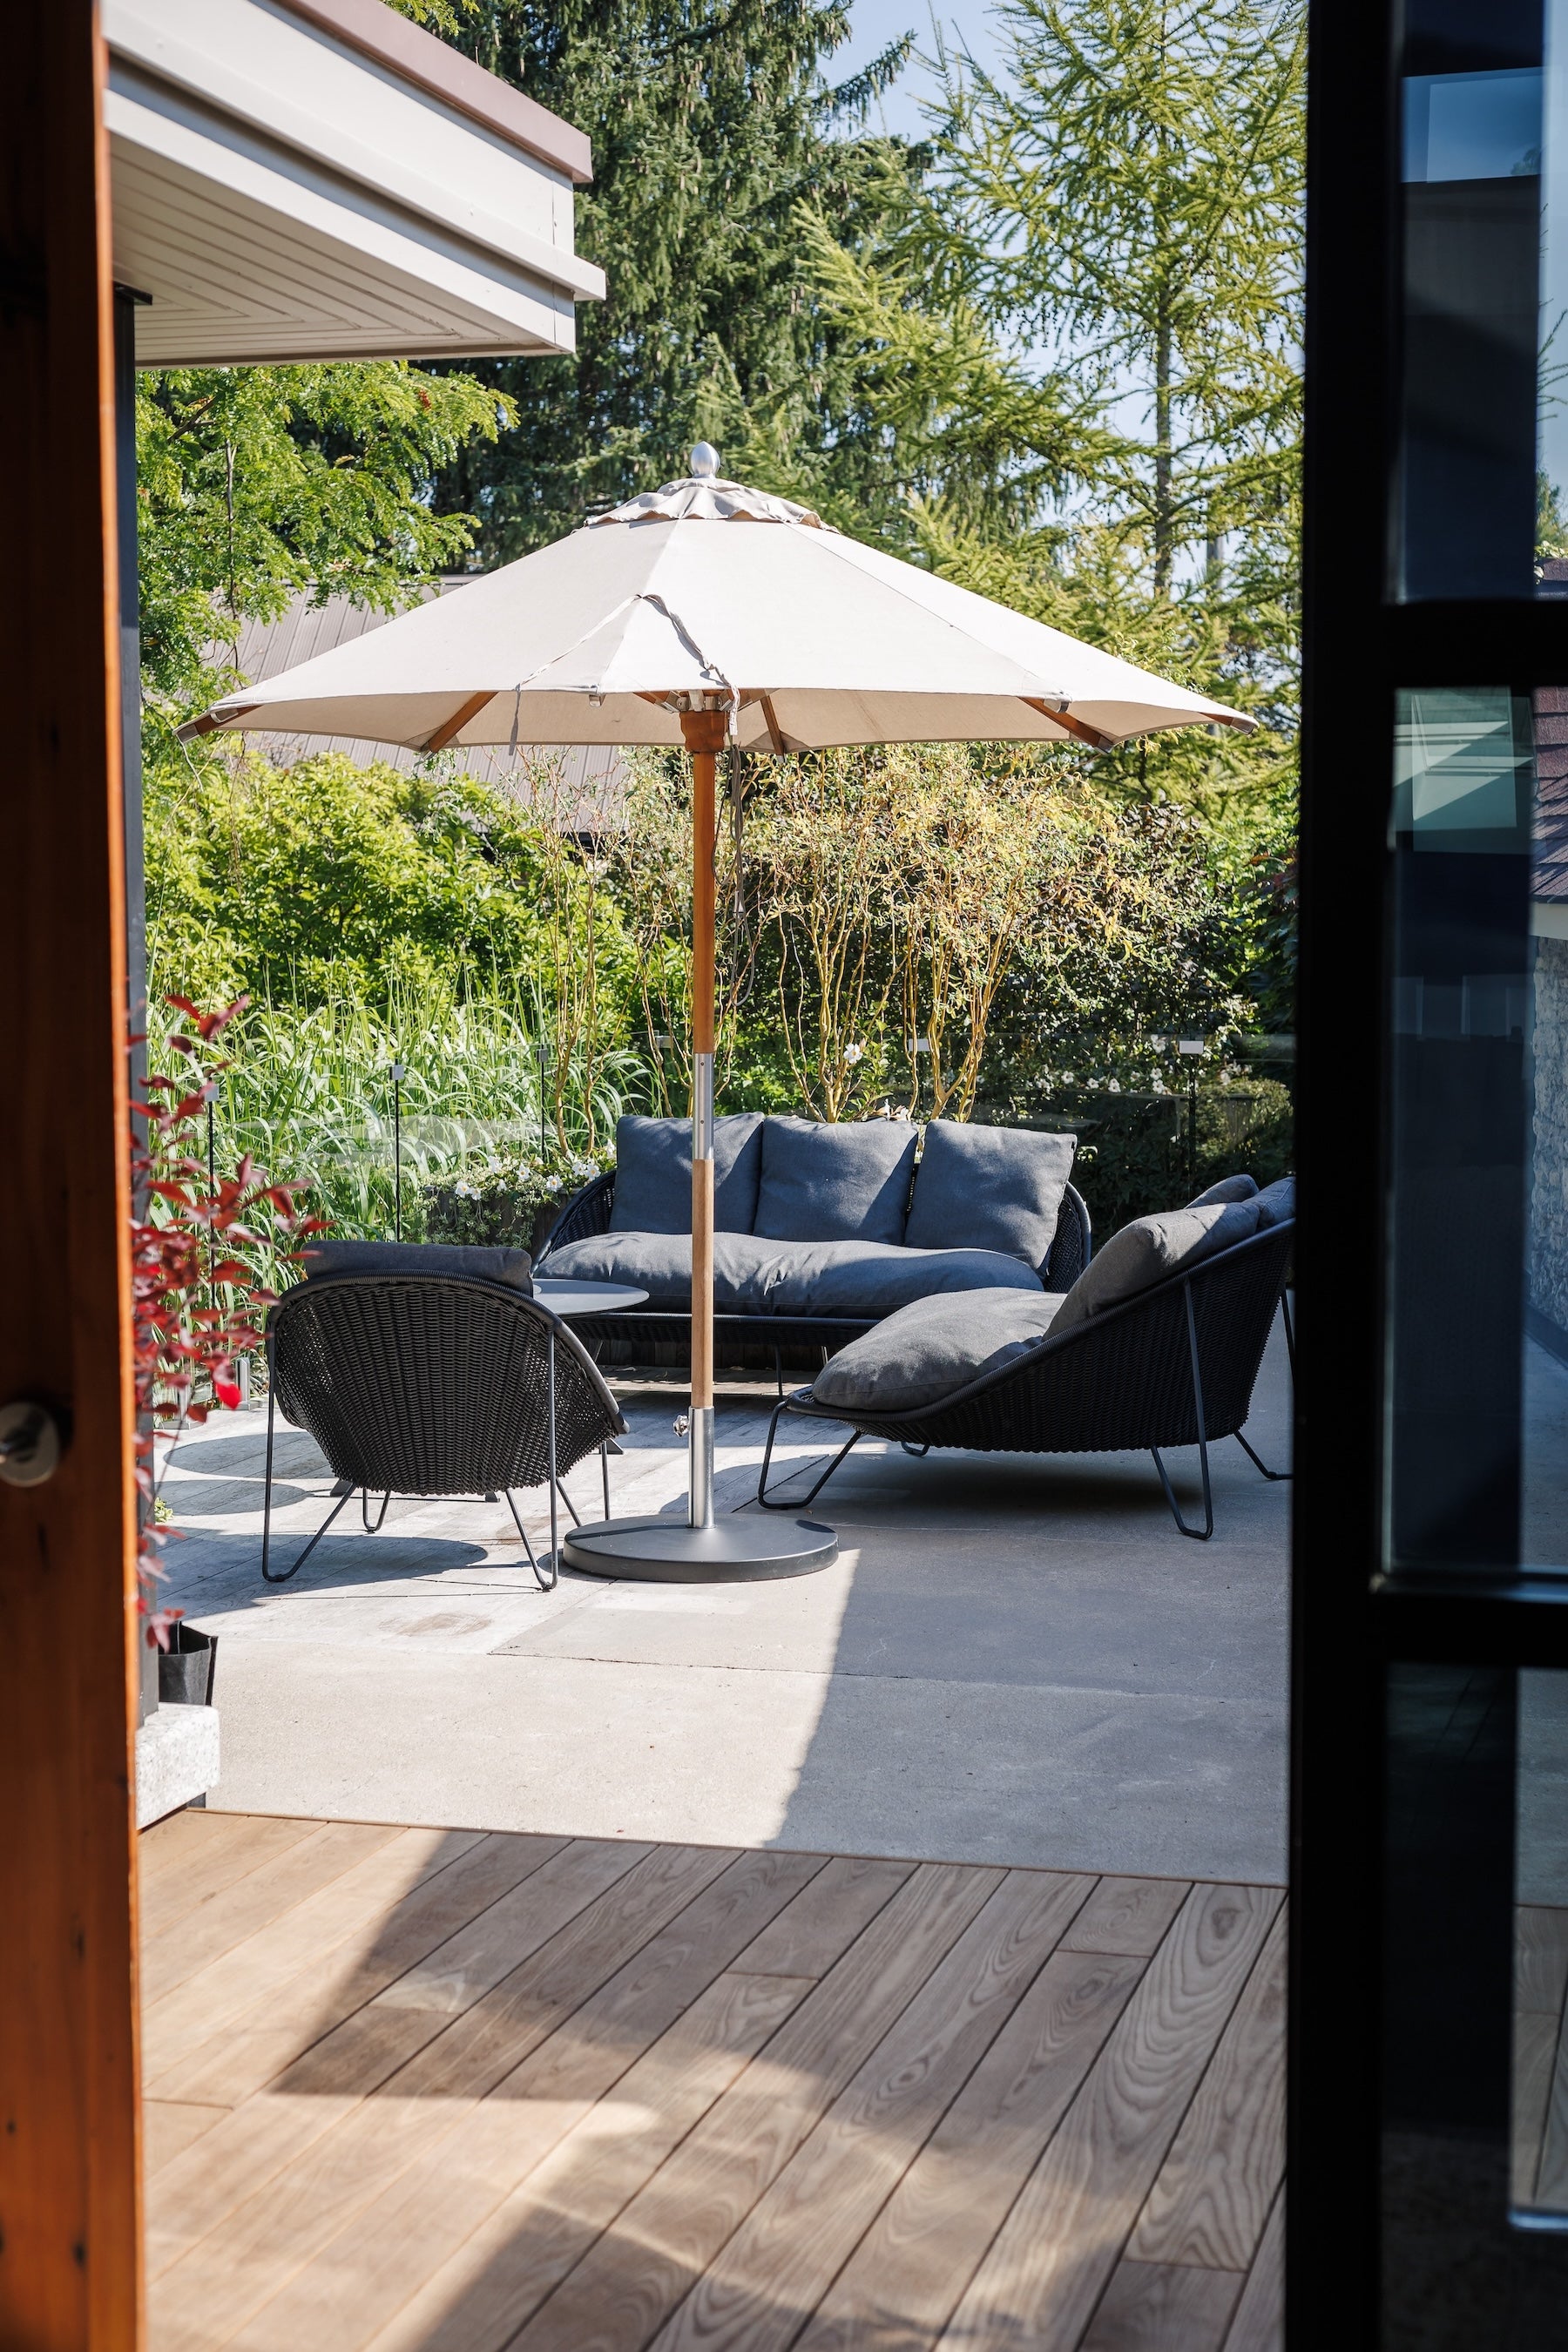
[261,1272,626,1590]
[757,1217,1295,1541]
[535,1169,1093,1383]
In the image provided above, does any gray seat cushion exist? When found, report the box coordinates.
[903,1120,1077,1265]
[542,1232,1044,1316]
[1051,1197,1262,1334]
[1254,1174,1295,1226]
[1187,1173,1259,1206]
[811,1288,1069,1415]
[608,1112,764,1235]
[301,1239,532,1291]
[754,1117,919,1244]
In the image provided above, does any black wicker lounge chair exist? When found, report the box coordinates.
[756,1218,1294,1540]
[260,1273,626,1590]
[536,1170,1093,1384]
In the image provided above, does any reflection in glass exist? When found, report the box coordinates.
[1513,1670,1568,2216]
[1396,1,1544,598]
[1388,691,1531,1570]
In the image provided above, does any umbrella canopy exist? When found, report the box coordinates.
[184,449,1251,756]
[187,449,1252,1580]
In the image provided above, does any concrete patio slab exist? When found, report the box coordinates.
[157,1311,1293,1882]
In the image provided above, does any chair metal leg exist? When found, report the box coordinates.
[1150,1281,1214,1540]
[1235,1429,1291,1481]
[1151,1443,1213,1539]
[757,1396,859,1510]
[1281,1288,1295,1379]
[261,1408,354,1584]
[540,1329,559,1590]
[601,1440,611,1521]
[774,1347,784,1402]
[901,1441,930,1459]
[553,1477,583,1528]
[504,1489,544,1582]
[361,1488,392,1531]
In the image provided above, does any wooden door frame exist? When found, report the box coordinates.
[0,3,144,2343]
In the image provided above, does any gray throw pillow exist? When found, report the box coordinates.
[1051,1197,1263,1334]
[1187,1173,1259,1206]
[754,1117,920,1245]
[811,1288,1068,1415]
[607,1112,765,1235]
[904,1120,1077,1265]
[301,1239,532,1291]
[1254,1174,1295,1227]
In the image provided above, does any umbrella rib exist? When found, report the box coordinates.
[179,702,259,740]
[1021,697,1113,751]
[421,692,495,752]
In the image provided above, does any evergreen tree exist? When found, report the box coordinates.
[436,0,920,555]
[796,0,1306,821]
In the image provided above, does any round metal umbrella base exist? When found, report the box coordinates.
[561,1514,837,1583]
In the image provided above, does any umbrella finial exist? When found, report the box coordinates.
[690,442,720,478]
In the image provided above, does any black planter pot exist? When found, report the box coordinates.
[159,1621,218,1707]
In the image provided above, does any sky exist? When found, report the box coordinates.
[829,0,1007,140]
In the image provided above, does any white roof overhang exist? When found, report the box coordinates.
[105,0,605,364]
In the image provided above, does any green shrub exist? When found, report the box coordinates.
[421,1151,606,1258]
[981,1078,1294,1236]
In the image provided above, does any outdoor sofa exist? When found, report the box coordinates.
[757,1174,1295,1539]
[536,1112,1091,1375]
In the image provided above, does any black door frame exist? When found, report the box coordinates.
[1294,0,1568,2337]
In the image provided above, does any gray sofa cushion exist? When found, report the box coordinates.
[1187,1173,1258,1206]
[608,1112,764,1235]
[754,1117,919,1245]
[904,1120,1077,1265]
[542,1232,1044,1317]
[301,1239,532,1291]
[1051,1197,1263,1334]
[811,1288,1069,1415]
[1254,1174,1295,1226]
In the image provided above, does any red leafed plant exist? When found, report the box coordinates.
[132,996,323,1648]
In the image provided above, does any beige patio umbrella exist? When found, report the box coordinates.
[186,445,1252,1578]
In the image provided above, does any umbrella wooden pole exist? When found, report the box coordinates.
[682,708,727,1530]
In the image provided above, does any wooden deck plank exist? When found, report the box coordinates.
[1060,1878,1190,1957]
[1127,1907,1288,2270]
[362,1972,818,2352]
[143,2100,231,2178]
[148,1832,570,2106]
[139,1812,321,1931]
[145,1838,655,2285]
[151,1843,736,2352]
[509,1862,1006,2352]
[653,1869,1096,2352]
[139,1824,1288,2352]
[1514,1906,1568,2209]
[1517,1906,1568,2017]
[936,1884,1280,2349]
[1514,2011,1560,2207]
[227,1850,828,2352]
[140,1820,408,2004]
[796,1945,1149,2352]
[141,1826,487,2082]
[1080,2260,1241,2349]
[736,1855,913,1977]
[1531,1990,1568,2213]
[1220,2188,1283,2352]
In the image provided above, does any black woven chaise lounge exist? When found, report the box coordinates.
[537,1166,1092,1380]
[260,1271,626,1589]
[756,1218,1294,1541]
